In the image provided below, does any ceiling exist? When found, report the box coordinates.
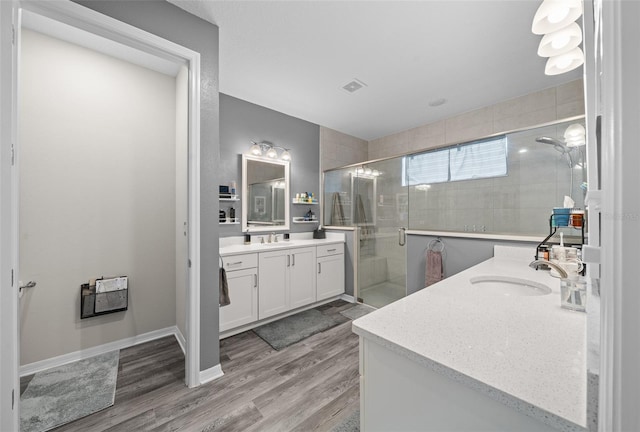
[169,0,582,141]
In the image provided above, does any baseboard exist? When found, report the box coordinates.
[175,327,186,355]
[20,326,180,377]
[340,294,356,303]
[199,364,224,385]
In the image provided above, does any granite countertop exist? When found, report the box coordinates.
[219,233,345,256]
[352,245,587,432]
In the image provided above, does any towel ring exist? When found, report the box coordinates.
[427,238,445,253]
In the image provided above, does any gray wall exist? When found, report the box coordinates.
[220,93,320,236]
[406,234,538,295]
[76,0,221,370]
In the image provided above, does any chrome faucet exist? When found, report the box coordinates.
[529,259,569,279]
[269,232,275,243]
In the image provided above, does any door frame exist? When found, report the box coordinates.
[1,0,202,427]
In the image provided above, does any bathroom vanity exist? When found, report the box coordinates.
[353,246,587,432]
[219,233,346,336]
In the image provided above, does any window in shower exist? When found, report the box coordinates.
[402,135,507,186]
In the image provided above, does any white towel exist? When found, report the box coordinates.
[425,249,443,287]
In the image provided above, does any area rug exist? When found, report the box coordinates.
[20,350,120,432]
[253,308,349,350]
[340,304,376,321]
[332,409,360,432]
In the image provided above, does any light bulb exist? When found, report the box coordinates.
[281,150,291,161]
[249,143,262,156]
[364,168,372,176]
[548,6,569,23]
[545,47,584,75]
[532,0,583,35]
[538,22,582,57]
[266,147,278,158]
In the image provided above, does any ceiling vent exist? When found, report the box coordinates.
[342,78,367,93]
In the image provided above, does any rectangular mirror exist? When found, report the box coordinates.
[242,155,290,232]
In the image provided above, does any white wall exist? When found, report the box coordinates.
[19,29,177,365]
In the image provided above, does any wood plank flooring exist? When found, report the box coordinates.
[46,300,360,432]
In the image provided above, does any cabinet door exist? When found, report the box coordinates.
[317,254,345,301]
[220,268,258,332]
[258,250,289,319]
[289,246,317,309]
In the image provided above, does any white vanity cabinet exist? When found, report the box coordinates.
[219,253,258,332]
[258,246,317,319]
[316,243,345,301]
[289,247,317,309]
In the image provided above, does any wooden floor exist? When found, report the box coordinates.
[50,300,360,432]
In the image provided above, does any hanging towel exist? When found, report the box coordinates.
[330,192,345,225]
[425,249,444,287]
[219,267,230,306]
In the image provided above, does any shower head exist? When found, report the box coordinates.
[535,136,569,153]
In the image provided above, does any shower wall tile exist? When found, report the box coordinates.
[493,107,557,135]
[557,99,586,119]
[493,87,556,121]
[445,107,493,144]
[319,126,368,172]
[556,79,584,105]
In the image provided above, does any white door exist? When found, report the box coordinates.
[258,250,289,319]
[220,268,258,332]
[0,1,20,429]
[289,246,317,309]
[317,254,345,301]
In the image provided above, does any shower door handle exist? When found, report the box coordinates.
[19,280,36,294]
[398,227,406,246]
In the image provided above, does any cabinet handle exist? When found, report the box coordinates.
[327,248,336,252]
[318,262,321,274]
[228,261,242,267]
[254,274,257,288]
[292,254,296,266]
[287,255,290,267]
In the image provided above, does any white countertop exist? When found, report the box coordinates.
[219,232,345,257]
[352,246,586,432]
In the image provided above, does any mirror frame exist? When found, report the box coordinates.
[242,154,290,233]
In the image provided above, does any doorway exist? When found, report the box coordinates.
[1,2,203,429]
[354,158,407,308]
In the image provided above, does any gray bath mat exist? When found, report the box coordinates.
[340,304,376,321]
[332,409,360,432]
[20,350,119,432]
[253,308,349,350]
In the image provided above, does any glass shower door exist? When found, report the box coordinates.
[356,158,407,308]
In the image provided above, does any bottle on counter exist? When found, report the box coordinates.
[229,206,236,222]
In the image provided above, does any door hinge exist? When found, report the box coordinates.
[12,26,15,45]
[11,269,14,287]
[11,143,15,166]
[12,389,14,409]
[188,259,192,268]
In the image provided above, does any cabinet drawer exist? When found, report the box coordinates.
[222,253,257,271]
[317,243,344,257]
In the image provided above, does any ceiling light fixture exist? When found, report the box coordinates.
[531,0,583,35]
[247,141,292,160]
[428,98,447,107]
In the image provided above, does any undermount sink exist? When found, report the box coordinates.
[469,276,552,297]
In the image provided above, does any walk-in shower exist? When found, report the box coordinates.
[324,117,587,309]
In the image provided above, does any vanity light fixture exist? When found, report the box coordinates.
[537,22,582,57]
[545,46,585,75]
[248,141,292,161]
[531,0,583,35]
[532,0,584,76]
